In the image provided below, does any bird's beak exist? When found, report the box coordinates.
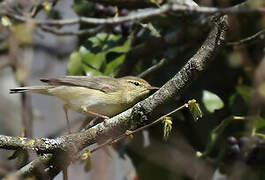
[146,86,160,91]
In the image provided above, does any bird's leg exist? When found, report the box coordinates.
[81,106,110,120]
[63,168,68,180]
[62,105,70,180]
[86,110,110,120]
[63,104,71,134]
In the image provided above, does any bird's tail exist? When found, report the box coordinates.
[10,85,55,94]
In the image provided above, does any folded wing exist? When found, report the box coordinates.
[40,76,121,93]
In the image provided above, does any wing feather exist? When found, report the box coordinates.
[40,76,121,93]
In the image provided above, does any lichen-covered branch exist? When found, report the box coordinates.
[5,154,54,179]
[130,15,228,123]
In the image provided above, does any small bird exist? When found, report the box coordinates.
[10,76,159,133]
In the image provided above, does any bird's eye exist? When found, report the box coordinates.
[129,81,140,86]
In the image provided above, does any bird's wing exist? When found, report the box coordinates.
[40,76,121,93]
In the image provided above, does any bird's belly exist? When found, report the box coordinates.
[49,86,128,117]
[68,100,125,117]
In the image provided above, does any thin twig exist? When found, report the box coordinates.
[62,168,68,180]
[0,167,8,176]
[31,0,59,18]
[89,103,188,153]
[21,93,33,137]
[8,33,33,137]
[138,58,168,78]
[227,29,265,46]
[0,58,10,69]
[40,25,104,36]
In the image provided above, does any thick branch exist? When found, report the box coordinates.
[5,154,54,179]
[131,15,228,121]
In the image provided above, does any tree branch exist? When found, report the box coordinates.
[39,25,104,36]
[87,0,160,9]
[88,103,189,154]
[227,29,265,46]
[0,2,262,26]
[116,25,191,77]
[5,154,54,179]
[0,57,10,69]
[138,58,168,78]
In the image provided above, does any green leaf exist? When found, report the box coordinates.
[104,54,125,75]
[202,117,233,157]
[228,93,236,106]
[236,85,252,103]
[202,90,224,113]
[82,64,103,76]
[256,116,265,134]
[1,16,12,27]
[80,46,105,70]
[202,116,246,158]
[67,51,83,75]
[67,33,130,76]
[72,0,92,16]
[109,38,130,53]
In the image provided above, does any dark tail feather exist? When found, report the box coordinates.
[10,88,29,94]
[10,86,54,94]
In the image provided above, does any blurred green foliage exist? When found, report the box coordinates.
[67,33,130,76]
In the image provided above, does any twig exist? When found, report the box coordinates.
[0,58,10,69]
[138,58,168,78]
[21,93,33,137]
[0,167,8,176]
[116,15,209,77]
[62,168,68,180]
[8,33,33,137]
[0,2,264,26]
[30,0,59,18]
[227,29,265,46]
[39,25,104,36]
[89,103,188,153]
